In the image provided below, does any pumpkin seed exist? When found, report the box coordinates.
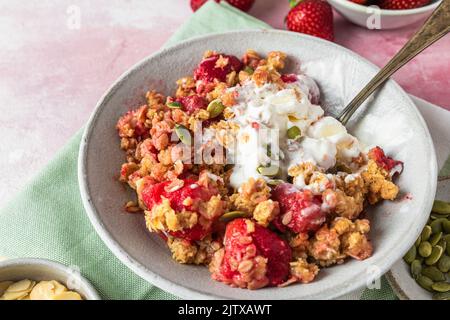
[174,124,192,146]
[244,66,254,75]
[438,255,450,273]
[411,260,422,279]
[432,200,450,214]
[287,126,301,140]
[414,235,421,247]
[443,219,450,233]
[257,165,280,177]
[438,239,447,252]
[433,291,450,300]
[418,241,432,258]
[425,245,444,265]
[267,179,284,186]
[421,226,432,241]
[431,213,449,220]
[404,246,417,263]
[166,101,182,109]
[430,232,443,246]
[206,99,225,119]
[219,211,248,222]
[421,266,445,281]
[417,275,434,292]
[430,218,446,234]
[431,281,450,293]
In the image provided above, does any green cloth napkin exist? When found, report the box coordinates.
[0,1,444,300]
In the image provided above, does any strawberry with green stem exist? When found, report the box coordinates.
[286,0,334,41]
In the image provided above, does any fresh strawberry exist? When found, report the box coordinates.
[190,0,255,12]
[379,0,431,9]
[226,0,255,11]
[286,0,334,42]
[190,0,218,12]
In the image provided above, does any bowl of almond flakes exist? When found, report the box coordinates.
[79,30,437,299]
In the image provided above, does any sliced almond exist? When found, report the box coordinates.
[0,281,13,296]
[53,291,82,300]
[1,290,28,300]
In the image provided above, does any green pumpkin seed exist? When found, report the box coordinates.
[287,126,301,140]
[438,239,447,252]
[418,241,432,258]
[267,179,284,186]
[219,211,248,222]
[174,124,192,146]
[430,232,443,246]
[421,226,432,241]
[431,281,450,293]
[421,266,445,281]
[417,275,434,292]
[415,235,421,247]
[166,101,182,109]
[404,246,417,264]
[430,218,446,234]
[244,66,254,75]
[425,245,444,266]
[438,255,450,273]
[432,200,450,214]
[257,165,280,177]
[206,99,225,119]
[431,213,449,220]
[433,291,450,300]
[443,220,450,234]
[411,260,422,279]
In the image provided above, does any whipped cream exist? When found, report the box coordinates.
[219,75,362,189]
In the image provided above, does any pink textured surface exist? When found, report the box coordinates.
[0,0,449,207]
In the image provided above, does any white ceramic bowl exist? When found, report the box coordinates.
[78,30,437,300]
[328,0,442,29]
[0,258,100,300]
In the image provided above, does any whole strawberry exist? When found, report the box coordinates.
[190,0,255,12]
[286,0,334,41]
[378,0,431,9]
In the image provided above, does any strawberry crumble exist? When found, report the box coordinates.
[116,50,403,290]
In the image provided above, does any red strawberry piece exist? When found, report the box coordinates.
[178,94,208,115]
[190,0,255,12]
[212,218,291,288]
[116,105,149,139]
[286,0,334,42]
[379,0,431,10]
[142,179,219,241]
[194,54,242,83]
[348,0,368,4]
[272,183,326,234]
[281,74,298,83]
[368,146,403,176]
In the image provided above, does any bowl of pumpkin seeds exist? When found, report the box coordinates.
[388,199,450,300]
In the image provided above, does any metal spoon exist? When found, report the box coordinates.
[338,0,450,125]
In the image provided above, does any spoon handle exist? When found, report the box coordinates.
[338,0,450,125]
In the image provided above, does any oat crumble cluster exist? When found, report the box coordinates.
[116,50,403,290]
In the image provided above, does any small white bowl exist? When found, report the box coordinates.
[328,0,442,29]
[0,258,100,300]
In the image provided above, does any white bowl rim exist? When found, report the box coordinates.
[0,258,101,300]
[329,0,442,16]
[78,29,438,300]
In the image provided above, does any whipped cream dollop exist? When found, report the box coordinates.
[220,75,362,189]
